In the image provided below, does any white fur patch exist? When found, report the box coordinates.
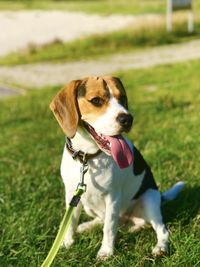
[89,91,128,136]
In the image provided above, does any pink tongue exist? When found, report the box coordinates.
[106,135,133,169]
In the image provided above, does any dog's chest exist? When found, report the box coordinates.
[61,148,115,193]
[61,150,114,215]
[79,156,127,218]
[61,147,111,183]
[61,147,144,219]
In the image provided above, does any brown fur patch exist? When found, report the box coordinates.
[103,76,128,109]
[50,80,81,138]
[78,77,110,122]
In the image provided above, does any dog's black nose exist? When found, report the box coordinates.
[116,113,133,131]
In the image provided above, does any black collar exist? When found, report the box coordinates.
[65,137,102,163]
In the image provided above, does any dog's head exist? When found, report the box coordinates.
[50,76,133,166]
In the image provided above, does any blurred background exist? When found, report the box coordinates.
[0,0,200,91]
[0,1,200,267]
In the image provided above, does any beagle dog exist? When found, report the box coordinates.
[50,76,184,259]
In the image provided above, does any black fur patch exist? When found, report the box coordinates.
[133,146,158,199]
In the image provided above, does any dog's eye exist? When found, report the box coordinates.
[89,97,104,107]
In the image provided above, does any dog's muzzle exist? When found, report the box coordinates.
[116,113,133,132]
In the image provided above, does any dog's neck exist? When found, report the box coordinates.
[68,126,99,154]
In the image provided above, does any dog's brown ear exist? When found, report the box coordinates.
[50,80,81,138]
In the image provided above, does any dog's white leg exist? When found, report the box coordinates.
[77,217,102,233]
[62,201,82,248]
[142,189,169,256]
[151,222,169,256]
[97,193,121,260]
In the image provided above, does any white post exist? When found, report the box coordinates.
[166,0,172,32]
[166,0,194,33]
[188,10,194,33]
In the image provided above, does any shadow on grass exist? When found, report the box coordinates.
[163,185,200,225]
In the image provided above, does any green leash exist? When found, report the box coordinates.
[41,155,88,267]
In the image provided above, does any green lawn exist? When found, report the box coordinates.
[0,59,200,266]
[0,0,166,14]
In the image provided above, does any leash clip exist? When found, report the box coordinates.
[77,153,88,192]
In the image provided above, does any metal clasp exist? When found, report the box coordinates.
[77,154,88,192]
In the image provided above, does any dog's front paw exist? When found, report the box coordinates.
[61,237,74,249]
[97,246,113,260]
[152,243,168,257]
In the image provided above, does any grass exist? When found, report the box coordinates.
[1,17,200,66]
[0,59,200,266]
[0,0,166,14]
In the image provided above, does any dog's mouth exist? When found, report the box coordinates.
[84,122,133,169]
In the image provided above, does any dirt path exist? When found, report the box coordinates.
[0,39,200,91]
[0,10,159,98]
[0,10,138,57]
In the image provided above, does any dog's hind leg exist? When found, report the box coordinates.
[142,189,169,256]
[129,217,146,232]
[77,217,102,233]
[126,199,146,232]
